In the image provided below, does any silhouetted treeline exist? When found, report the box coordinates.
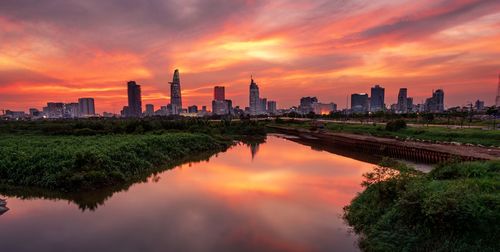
[0,118,267,137]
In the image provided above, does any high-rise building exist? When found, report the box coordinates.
[212,100,233,115]
[145,104,154,116]
[370,85,385,112]
[267,101,277,114]
[406,97,414,113]
[214,86,225,101]
[496,74,500,107]
[78,98,95,117]
[397,88,408,113]
[249,77,260,115]
[425,89,445,113]
[169,69,183,114]
[46,102,64,118]
[65,103,80,118]
[29,108,41,118]
[351,93,369,113]
[127,81,142,117]
[259,98,267,114]
[299,97,318,114]
[188,105,198,113]
[475,100,485,111]
[121,106,129,117]
[212,86,232,115]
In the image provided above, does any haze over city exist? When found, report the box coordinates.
[1,0,500,113]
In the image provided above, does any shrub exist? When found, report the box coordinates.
[385,120,407,132]
[344,161,500,251]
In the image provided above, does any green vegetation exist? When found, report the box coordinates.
[0,119,267,191]
[0,133,229,191]
[343,160,500,251]
[276,120,500,147]
[385,119,407,132]
[0,117,267,137]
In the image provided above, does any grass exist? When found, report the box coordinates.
[343,160,500,251]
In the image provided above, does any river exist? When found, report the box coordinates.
[0,135,381,252]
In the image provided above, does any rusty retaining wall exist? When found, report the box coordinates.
[270,126,485,164]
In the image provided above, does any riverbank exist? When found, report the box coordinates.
[343,160,500,251]
[0,133,231,191]
[269,125,500,162]
[272,119,500,147]
[0,119,267,191]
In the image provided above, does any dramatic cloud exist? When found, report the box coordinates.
[0,0,499,112]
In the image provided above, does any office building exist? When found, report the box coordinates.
[29,108,41,118]
[46,102,64,118]
[212,100,233,115]
[169,69,183,114]
[406,97,414,113]
[267,101,277,114]
[145,104,154,116]
[299,97,318,114]
[64,103,80,118]
[475,100,485,111]
[397,88,408,113]
[259,98,267,114]
[249,77,260,115]
[188,105,198,113]
[127,81,142,117]
[214,86,225,101]
[78,98,95,117]
[351,93,369,113]
[370,85,385,112]
[425,89,445,113]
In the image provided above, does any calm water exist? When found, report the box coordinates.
[0,135,377,252]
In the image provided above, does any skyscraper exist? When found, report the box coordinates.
[212,86,232,115]
[351,93,369,113]
[78,98,95,117]
[425,89,445,113]
[260,98,267,114]
[65,103,80,118]
[249,77,260,115]
[434,89,445,112]
[46,102,64,118]
[397,88,408,113]
[267,101,277,114]
[127,81,142,117]
[214,86,225,101]
[169,69,183,114]
[370,85,385,112]
[188,105,198,113]
[299,97,318,114]
[145,104,154,116]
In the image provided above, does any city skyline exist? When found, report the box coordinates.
[0,72,492,117]
[1,0,500,113]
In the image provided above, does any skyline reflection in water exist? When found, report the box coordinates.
[0,135,375,252]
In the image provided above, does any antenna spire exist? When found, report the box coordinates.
[496,73,500,107]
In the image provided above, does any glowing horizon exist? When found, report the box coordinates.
[1,0,500,113]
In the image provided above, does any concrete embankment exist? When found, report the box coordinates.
[269,125,500,163]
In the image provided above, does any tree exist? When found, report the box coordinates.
[486,106,498,129]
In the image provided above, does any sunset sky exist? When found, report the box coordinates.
[1,0,500,113]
